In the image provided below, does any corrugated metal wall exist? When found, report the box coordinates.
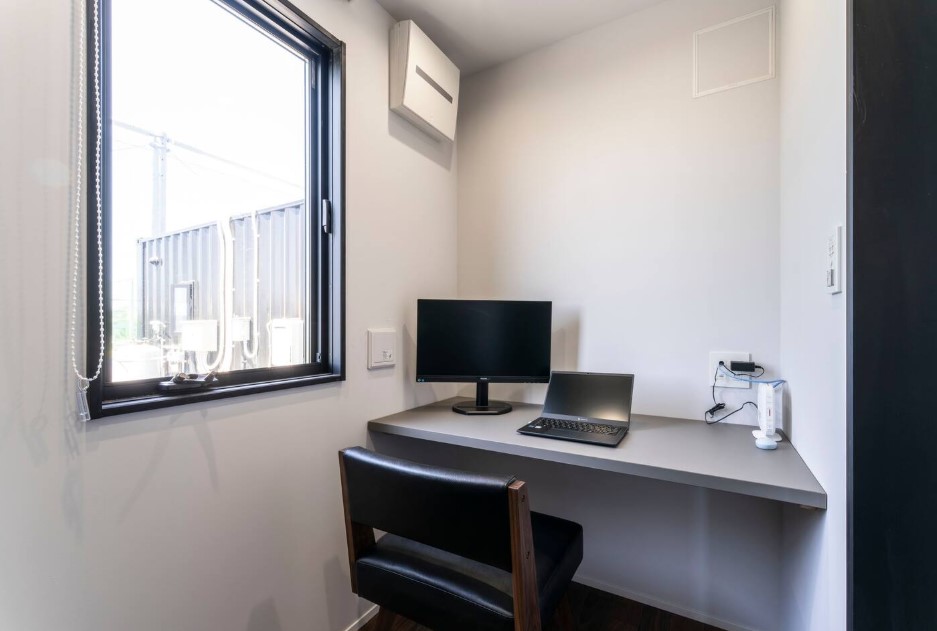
[137,201,309,372]
[139,222,223,337]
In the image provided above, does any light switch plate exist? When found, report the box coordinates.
[709,351,751,389]
[368,328,396,369]
[826,225,843,294]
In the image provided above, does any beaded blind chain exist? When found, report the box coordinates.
[70,0,106,422]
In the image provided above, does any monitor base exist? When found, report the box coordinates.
[452,382,513,415]
[452,401,513,415]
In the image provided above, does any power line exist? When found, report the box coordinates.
[113,120,302,189]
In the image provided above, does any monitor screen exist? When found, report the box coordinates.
[416,299,552,383]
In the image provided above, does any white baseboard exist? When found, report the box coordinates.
[573,574,761,631]
[342,604,378,631]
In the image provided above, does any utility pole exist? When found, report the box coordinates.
[150,132,170,236]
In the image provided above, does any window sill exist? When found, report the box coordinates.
[97,372,344,419]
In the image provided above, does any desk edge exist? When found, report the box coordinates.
[367,419,828,510]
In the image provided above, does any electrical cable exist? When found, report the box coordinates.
[240,213,261,363]
[717,363,784,386]
[711,366,719,404]
[704,363,771,425]
[706,401,758,425]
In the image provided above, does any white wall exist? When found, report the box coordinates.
[777,1,849,630]
[457,0,781,423]
[0,0,457,629]
[455,1,786,629]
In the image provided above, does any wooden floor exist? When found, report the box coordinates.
[361,582,725,631]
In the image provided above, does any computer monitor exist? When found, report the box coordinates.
[416,299,552,415]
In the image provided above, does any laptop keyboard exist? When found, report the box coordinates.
[532,417,622,435]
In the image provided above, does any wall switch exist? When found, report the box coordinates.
[709,351,751,389]
[826,225,843,294]
[368,328,396,369]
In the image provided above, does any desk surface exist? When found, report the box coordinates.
[368,398,826,509]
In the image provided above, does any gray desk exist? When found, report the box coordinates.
[368,397,826,509]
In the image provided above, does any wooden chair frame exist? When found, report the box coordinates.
[339,451,566,631]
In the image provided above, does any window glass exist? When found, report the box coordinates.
[108,0,313,382]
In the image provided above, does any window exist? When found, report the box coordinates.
[87,0,344,417]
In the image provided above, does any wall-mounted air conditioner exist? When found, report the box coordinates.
[390,20,460,142]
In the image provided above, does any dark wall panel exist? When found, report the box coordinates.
[853,1,937,629]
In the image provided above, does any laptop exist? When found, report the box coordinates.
[517,371,635,447]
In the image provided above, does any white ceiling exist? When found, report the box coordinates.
[374,0,669,75]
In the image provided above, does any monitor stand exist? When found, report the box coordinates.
[452,382,512,415]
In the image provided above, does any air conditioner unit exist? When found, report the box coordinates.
[270,318,304,366]
[179,319,218,353]
[390,20,460,142]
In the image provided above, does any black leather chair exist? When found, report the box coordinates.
[339,447,583,631]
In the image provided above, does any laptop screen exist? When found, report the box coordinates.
[542,372,635,422]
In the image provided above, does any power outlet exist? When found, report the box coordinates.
[709,351,751,390]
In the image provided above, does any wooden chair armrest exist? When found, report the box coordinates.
[508,480,541,631]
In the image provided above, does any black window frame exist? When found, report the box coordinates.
[86,0,345,419]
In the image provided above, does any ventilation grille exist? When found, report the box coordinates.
[693,7,775,98]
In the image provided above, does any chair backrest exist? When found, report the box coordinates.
[339,446,517,571]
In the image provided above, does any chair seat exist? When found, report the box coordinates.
[356,511,583,631]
